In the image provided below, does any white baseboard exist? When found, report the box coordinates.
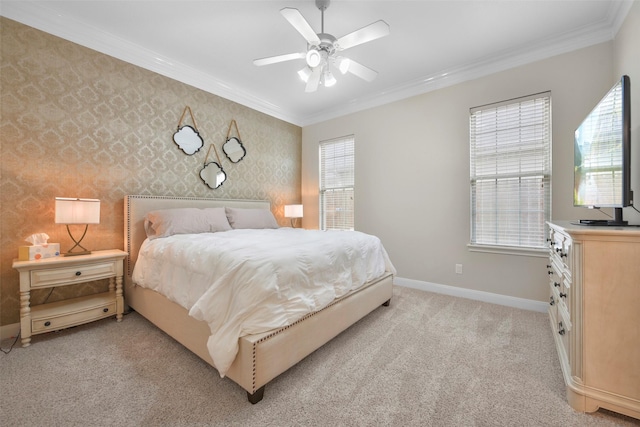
[394,277,549,313]
[0,280,546,341]
[1,323,20,341]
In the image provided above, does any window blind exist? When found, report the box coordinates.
[320,135,355,230]
[470,92,551,248]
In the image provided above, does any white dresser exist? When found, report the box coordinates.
[547,221,639,419]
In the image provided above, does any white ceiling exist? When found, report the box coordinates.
[1,1,633,126]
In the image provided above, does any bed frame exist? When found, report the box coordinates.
[124,195,394,403]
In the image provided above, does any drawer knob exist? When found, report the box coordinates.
[554,282,560,288]
[75,271,82,276]
[560,292,567,299]
[103,308,109,313]
[549,296,555,306]
[558,321,565,335]
[44,321,51,327]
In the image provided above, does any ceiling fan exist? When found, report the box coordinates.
[253,0,390,93]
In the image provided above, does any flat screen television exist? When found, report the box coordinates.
[574,75,633,226]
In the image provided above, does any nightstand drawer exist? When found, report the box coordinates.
[30,261,118,289]
[31,293,116,333]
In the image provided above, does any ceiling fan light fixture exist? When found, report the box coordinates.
[306,49,322,68]
[337,57,351,75]
[255,2,389,92]
[323,69,336,87]
[298,67,312,82]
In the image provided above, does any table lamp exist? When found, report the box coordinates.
[284,204,303,228]
[55,197,100,256]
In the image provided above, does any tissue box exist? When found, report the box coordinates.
[18,244,61,261]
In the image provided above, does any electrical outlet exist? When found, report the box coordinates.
[455,264,463,274]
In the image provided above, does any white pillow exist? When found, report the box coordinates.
[144,207,231,239]
[225,207,279,229]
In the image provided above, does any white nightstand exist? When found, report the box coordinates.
[12,249,127,347]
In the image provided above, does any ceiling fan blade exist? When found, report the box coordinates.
[281,8,321,45]
[336,20,390,51]
[305,67,322,92]
[343,59,378,82]
[253,52,305,66]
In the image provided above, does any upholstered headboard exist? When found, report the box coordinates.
[124,195,271,280]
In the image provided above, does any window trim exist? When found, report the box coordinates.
[467,243,548,258]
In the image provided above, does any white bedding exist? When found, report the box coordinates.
[131,228,395,376]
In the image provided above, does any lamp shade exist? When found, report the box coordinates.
[55,198,100,224]
[284,204,303,219]
[323,70,337,87]
[298,67,312,82]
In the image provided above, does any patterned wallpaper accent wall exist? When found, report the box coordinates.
[0,18,302,326]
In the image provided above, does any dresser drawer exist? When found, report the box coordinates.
[550,229,572,274]
[549,262,562,287]
[31,293,116,333]
[548,293,558,324]
[556,302,571,360]
[30,261,117,289]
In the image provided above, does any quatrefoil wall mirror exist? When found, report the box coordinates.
[199,144,227,189]
[200,161,227,189]
[223,137,246,163]
[173,106,203,155]
[222,119,246,163]
[174,125,203,155]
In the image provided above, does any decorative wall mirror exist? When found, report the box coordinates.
[200,144,227,189]
[223,137,245,163]
[173,106,203,155]
[222,119,246,163]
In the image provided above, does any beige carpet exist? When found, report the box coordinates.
[1,286,637,426]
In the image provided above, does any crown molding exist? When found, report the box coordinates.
[300,10,625,125]
[0,1,303,125]
[2,1,632,128]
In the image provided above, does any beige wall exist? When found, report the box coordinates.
[0,18,302,326]
[302,34,640,302]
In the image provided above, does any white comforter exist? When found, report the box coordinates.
[131,228,395,376]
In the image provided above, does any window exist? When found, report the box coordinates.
[470,92,551,249]
[320,135,355,230]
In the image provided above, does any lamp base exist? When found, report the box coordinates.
[62,250,92,257]
[63,225,92,256]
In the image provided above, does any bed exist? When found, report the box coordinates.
[124,195,395,403]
